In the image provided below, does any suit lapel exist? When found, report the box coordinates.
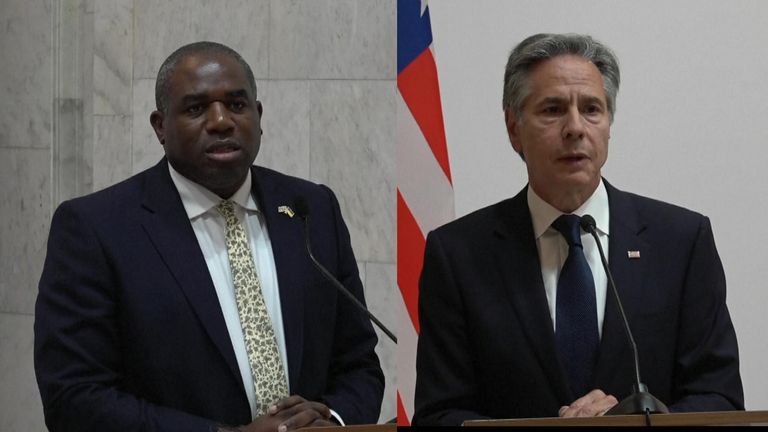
[138,160,243,390]
[494,188,574,404]
[593,182,649,387]
[250,167,305,392]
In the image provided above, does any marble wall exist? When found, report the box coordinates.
[0,0,395,429]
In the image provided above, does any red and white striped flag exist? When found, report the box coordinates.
[396,0,454,425]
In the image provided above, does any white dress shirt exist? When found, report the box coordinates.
[168,166,345,426]
[527,180,610,338]
[169,166,288,421]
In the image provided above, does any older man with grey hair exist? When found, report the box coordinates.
[413,33,743,426]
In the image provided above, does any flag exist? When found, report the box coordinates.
[396,0,454,424]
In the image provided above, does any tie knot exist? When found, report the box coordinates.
[217,200,236,219]
[552,214,583,247]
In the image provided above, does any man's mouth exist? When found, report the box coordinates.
[206,141,242,161]
[207,141,240,152]
[558,153,589,163]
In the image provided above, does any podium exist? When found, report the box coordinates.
[463,410,768,426]
[302,424,396,432]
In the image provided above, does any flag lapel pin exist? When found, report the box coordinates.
[278,205,295,218]
[627,250,641,259]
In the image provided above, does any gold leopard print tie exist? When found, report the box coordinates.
[217,200,289,416]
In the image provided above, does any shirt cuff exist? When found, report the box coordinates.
[329,408,345,426]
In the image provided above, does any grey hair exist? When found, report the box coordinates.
[502,33,620,123]
[154,41,257,114]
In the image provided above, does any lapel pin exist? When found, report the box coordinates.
[627,250,641,259]
[278,205,295,218]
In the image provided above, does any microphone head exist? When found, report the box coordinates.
[580,214,597,233]
[294,196,310,219]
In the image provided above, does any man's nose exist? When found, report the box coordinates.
[205,102,235,133]
[562,106,585,140]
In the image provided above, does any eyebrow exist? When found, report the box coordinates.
[180,94,207,106]
[179,89,251,105]
[538,96,568,105]
[536,95,605,106]
[579,95,606,106]
[226,89,249,99]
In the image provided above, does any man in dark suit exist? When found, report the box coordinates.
[35,41,383,432]
[413,33,743,426]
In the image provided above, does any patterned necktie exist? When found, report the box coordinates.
[217,200,288,415]
[552,214,599,398]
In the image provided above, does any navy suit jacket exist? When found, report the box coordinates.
[35,159,384,431]
[413,181,743,426]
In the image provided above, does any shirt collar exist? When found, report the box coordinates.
[527,179,610,239]
[168,164,259,220]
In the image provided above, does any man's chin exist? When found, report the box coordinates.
[560,174,601,196]
[195,169,250,197]
[539,172,600,197]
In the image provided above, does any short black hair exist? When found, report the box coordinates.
[154,41,258,114]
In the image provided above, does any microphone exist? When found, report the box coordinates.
[294,196,397,344]
[580,215,668,421]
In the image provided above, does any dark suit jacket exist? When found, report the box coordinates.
[413,181,743,426]
[35,159,384,431]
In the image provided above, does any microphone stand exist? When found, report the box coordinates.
[580,216,668,425]
[297,207,397,344]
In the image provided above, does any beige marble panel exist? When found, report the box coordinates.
[0,148,51,314]
[132,78,165,174]
[309,80,395,263]
[257,80,310,179]
[0,314,45,431]
[93,115,133,191]
[80,3,95,195]
[52,0,95,203]
[93,0,133,115]
[0,0,53,148]
[133,0,270,80]
[53,98,84,202]
[356,261,366,293]
[269,0,395,79]
[364,262,397,424]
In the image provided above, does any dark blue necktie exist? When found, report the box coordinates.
[552,214,599,398]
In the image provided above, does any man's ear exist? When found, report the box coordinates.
[505,109,522,154]
[255,100,264,135]
[149,110,165,145]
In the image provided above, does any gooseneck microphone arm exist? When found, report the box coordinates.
[294,197,397,344]
[580,216,642,394]
[580,215,668,422]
